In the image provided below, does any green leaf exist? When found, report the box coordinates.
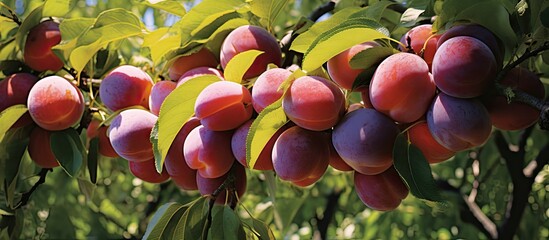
[301,18,390,72]
[246,98,288,169]
[250,0,289,30]
[9,209,23,240]
[52,17,95,61]
[224,49,264,83]
[392,133,444,203]
[152,75,221,173]
[0,126,31,192]
[349,46,397,69]
[142,202,186,240]
[15,5,43,52]
[140,0,187,16]
[291,7,362,53]
[69,8,144,72]
[400,8,426,27]
[209,206,241,240]
[87,137,99,184]
[43,0,75,17]
[50,128,86,177]
[0,209,13,216]
[143,27,182,64]
[0,105,27,142]
[178,197,209,239]
[251,217,275,240]
[173,0,247,47]
[350,0,395,22]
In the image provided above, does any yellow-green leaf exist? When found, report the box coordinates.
[224,50,264,83]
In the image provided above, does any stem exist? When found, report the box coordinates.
[14,168,51,209]
[202,165,238,240]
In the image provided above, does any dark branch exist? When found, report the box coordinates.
[308,1,336,22]
[14,168,51,209]
[315,189,342,240]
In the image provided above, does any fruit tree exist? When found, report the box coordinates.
[0,0,548,239]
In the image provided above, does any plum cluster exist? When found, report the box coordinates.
[6,20,545,211]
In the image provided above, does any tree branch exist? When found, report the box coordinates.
[314,189,342,240]
[14,168,51,209]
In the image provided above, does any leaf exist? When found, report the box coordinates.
[224,50,264,83]
[246,98,288,169]
[209,206,241,240]
[0,105,27,142]
[350,0,395,22]
[173,0,247,47]
[52,17,95,60]
[142,202,186,240]
[143,27,182,64]
[0,126,31,190]
[250,0,289,30]
[392,133,444,203]
[43,0,75,17]
[301,18,390,72]
[152,75,221,173]
[68,8,144,72]
[349,46,397,69]
[178,197,209,239]
[87,137,99,184]
[140,0,187,16]
[400,8,426,27]
[15,5,43,52]
[50,128,86,177]
[251,217,275,240]
[291,7,362,53]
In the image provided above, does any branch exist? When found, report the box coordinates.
[314,189,342,240]
[14,168,51,209]
[497,144,549,240]
[493,131,524,183]
[308,1,336,22]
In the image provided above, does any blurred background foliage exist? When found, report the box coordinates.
[0,0,548,239]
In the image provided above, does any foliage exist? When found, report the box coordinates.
[0,0,548,239]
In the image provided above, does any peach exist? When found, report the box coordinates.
[369,52,436,123]
[196,163,247,205]
[0,73,38,128]
[354,167,409,211]
[148,80,177,116]
[483,67,545,130]
[251,68,292,113]
[176,67,224,87]
[86,119,119,158]
[399,24,440,68]
[99,65,154,111]
[129,158,170,184]
[183,125,235,179]
[220,25,282,79]
[327,41,379,90]
[164,117,201,190]
[194,81,253,131]
[28,127,59,168]
[168,48,219,81]
[27,76,85,131]
[408,122,455,164]
[427,93,492,152]
[24,20,64,72]
[432,36,497,98]
[332,108,399,175]
[283,76,345,131]
[272,126,330,183]
[107,109,158,162]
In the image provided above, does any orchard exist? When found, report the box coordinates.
[0,0,548,239]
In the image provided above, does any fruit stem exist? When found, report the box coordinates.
[13,168,52,209]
